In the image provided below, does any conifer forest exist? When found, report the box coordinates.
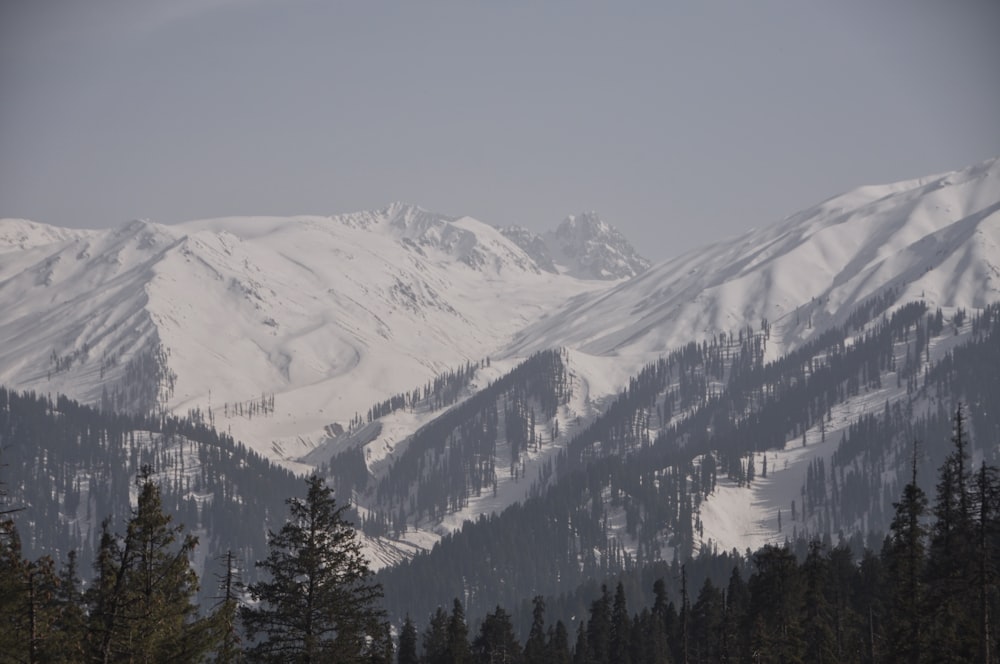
[2,302,999,662]
[3,406,1000,662]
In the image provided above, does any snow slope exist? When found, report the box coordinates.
[4,160,1000,570]
[508,157,1000,366]
[0,204,610,461]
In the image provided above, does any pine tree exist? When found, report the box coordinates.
[973,461,1000,664]
[547,621,572,664]
[690,577,723,664]
[857,548,887,664]
[748,544,805,663]
[825,544,862,662]
[609,582,632,664]
[571,621,590,664]
[242,474,387,663]
[0,524,69,664]
[51,549,87,663]
[472,605,521,664]
[884,444,928,662]
[85,469,211,663]
[925,407,977,663]
[649,578,673,664]
[397,615,419,664]
[586,585,611,664]
[210,550,243,664]
[801,541,837,664]
[0,521,29,661]
[446,598,470,664]
[722,568,748,664]
[523,596,548,664]
[423,607,450,664]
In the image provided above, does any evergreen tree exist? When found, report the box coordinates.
[925,407,977,663]
[973,461,1000,664]
[857,548,887,664]
[0,521,29,661]
[801,541,837,664]
[242,474,388,663]
[398,615,418,664]
[546,620,572,664]
[586,585,611,664]
[51,549,87,663]
[571,621,589,664]
[722,567,748,664]
[0,525,71,664]
[85,470,212,663]
[825,544,862,661]
[609,582,632,664]
[649,578,673,664]
[472,605,521,664]
[210,550,244,664]
[690,577,723,664]
[747,544,804,663]
[523,596,547,664]
[423,607,450,664]
[884,446,928,662]
[446,598,470,664]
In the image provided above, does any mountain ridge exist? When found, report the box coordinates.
[3,160,1000,628]
[507,156,1000,364]
[0,205,623,462]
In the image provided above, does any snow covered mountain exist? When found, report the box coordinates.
[0,203,614,463]
[4,159,1000,618]
[508,157,1000,365]
[501,212,651,280]
[2,159,998,471]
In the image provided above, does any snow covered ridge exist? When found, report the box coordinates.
[500,211,651,280]
[508,156,1000,363]
[0,203,621,459]
[1,157,998,468]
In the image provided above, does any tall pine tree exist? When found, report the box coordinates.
[242,475,388,663]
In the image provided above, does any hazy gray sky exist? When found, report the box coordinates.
[2,1,998,260]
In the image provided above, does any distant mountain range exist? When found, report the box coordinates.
[2,157,999,625]
[0,204,644,465]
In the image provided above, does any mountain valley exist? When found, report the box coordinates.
[2,157,999,634]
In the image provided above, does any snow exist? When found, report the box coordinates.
[696,311,984,556]
[2,158,999,561]
[507,157,1000,371]
[0,205,608,462]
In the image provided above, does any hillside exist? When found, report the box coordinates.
[509,157,1000,362]
[2,159,999,630]
[0,204,627,464]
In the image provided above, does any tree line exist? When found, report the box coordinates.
[3,405,997,662]
[398,406,999,663]
[0,471,390,663]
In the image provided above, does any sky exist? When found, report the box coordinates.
[2,1,998,261]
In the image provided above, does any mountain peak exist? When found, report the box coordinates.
[559,211,611,234]
[548,212,650,279]
[499,213,649,280]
